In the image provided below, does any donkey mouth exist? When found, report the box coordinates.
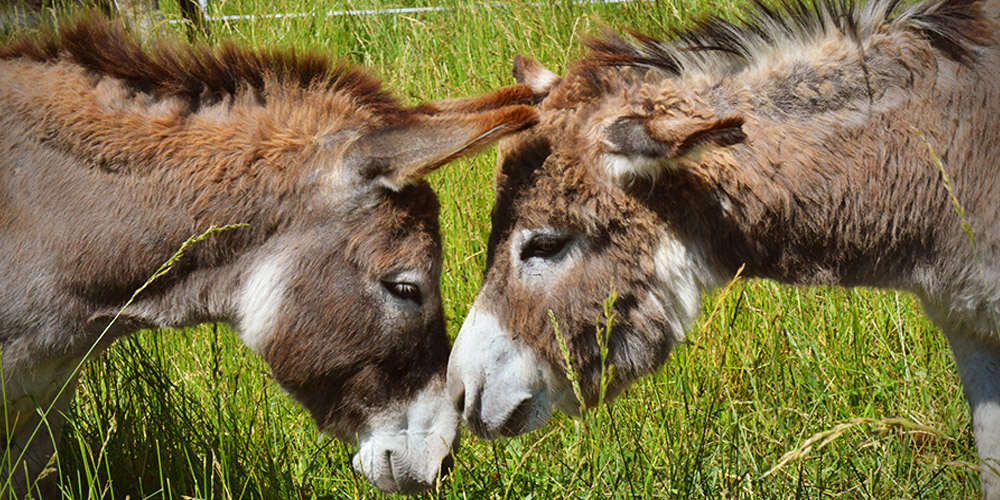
[352,421,459,494]
[352,445,454,494]
[352,375,460,494]
[498,395,549,436]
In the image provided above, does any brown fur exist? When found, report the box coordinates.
[0,14,535,495]
[464,0,1000,495]
[487,0,998,407]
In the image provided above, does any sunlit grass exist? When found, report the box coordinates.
[4,0,979,497]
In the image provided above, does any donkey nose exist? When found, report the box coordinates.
[439,453,455,479]
[500,395,537,436]
[449,378,466,414]
[450,376,486,430]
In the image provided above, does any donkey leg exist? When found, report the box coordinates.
[1,364,79,499]
[945,328,1000,499]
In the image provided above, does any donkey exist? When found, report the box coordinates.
[447,0,1000,496]
[0,15,535,496]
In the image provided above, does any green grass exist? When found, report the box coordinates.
[7,0,981,497]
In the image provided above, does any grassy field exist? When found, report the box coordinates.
[7,0,982,498]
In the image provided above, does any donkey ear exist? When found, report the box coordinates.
[412,84,534,114]
[513,55,560,102]
[603,114,745,180]
[345,105,538,190]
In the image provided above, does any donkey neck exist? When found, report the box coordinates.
[674,30,992,291]
[0,55,374,226]
[0,55,365,325]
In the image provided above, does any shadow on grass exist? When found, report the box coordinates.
[56,328,308,500]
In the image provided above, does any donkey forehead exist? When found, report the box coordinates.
[365,182,442,242]
[310,180,443,273]
[541,63,674,112]
[490,98,684,250]
[537,65,726,144]
[492,74,710,228]
[494,137,658,237]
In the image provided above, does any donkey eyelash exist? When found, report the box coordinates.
[520,234,569,260]
[383,281,422,303]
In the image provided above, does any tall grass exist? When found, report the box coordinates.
[7,0,979,497]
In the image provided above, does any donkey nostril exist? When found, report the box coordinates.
[450,380,466,414]
[500,396,536,436]
[439,453,455,479]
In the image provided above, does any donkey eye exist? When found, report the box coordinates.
[520,234,569,260]
[383,280,422,303]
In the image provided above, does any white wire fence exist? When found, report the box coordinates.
[172,0,644,24]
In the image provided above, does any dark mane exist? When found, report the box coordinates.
[584,0,992,76]
[0,13,402,114]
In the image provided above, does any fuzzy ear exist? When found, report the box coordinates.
[344,105,538,190]
[603,114,745,179]
[513,55,560,103]
[412,84,534,114]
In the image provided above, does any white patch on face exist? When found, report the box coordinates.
[603,143,722,184]
[237,260,286,354]
[512,227,578,282]
[352,376,459,494]
[603,153,662,181]
[652,233,725,342]
[447,303,571,439]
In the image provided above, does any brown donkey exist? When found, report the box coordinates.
[0,15,535,496]
[447,0,1000,496]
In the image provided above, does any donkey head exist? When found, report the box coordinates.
[448,57,746,438]
[234,89,536,492]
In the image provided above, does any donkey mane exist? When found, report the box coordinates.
[0,13,402,115]
[585,0,992,77]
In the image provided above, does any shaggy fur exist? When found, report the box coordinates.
[0,15,535,496]
[454,0,1000,497]
[585,0,991,78]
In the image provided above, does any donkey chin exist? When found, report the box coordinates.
[447,304,581,439]
[351,376,460,494]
